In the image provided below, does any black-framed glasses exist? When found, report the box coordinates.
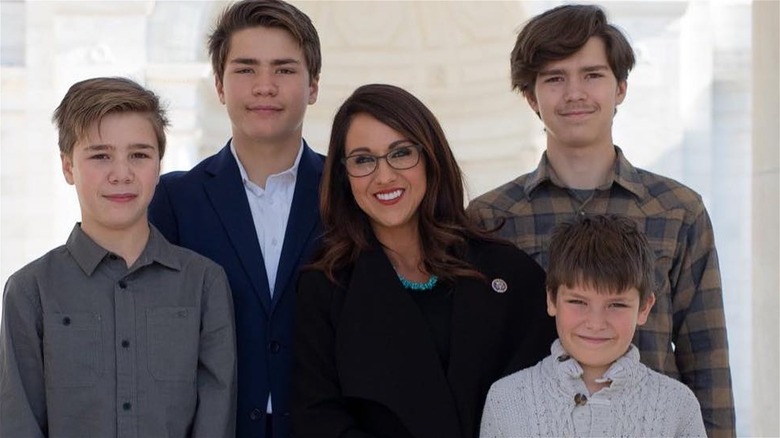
[341,144,423,178]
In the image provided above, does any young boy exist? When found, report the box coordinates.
[467,4,734,435]
[147,1,323,436]
[0,77,236,437]
[480,214,706,437]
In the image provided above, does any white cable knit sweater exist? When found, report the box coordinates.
[480,340,707,437]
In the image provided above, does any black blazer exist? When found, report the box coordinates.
[292,239,556,438]
[149,142,324,438]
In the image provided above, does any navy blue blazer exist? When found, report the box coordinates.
[149,141,324,438]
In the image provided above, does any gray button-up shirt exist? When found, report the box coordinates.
[0,224,236,438]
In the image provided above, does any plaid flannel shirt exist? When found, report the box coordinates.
[467,147,735,438]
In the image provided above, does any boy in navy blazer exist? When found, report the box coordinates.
[148,1,323,437]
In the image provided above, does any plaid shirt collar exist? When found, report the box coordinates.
[523,145,649,201]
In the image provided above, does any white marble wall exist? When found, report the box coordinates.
[0,1,773,434]
[751,1,779,436]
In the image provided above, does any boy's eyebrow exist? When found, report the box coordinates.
[270,58,301,66]
[83,143,157,151]
[228,57,301,66]
[538,64,611,77]
[128,143,157,150]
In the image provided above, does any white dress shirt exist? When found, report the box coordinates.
[231,140,303,413]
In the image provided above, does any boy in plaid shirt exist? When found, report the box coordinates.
[468,4,735,436]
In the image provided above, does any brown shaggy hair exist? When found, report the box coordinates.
[311,84,500,285]
[546,214,656,305]
[52,77,169,158]
[511,4,635,97]
[208,0,321,84]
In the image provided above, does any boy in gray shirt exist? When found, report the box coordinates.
[0,77,237,437]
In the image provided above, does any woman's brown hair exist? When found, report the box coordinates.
[311,84,499,285]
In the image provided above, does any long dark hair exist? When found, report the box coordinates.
[311,84,499,285]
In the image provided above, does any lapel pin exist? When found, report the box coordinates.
[491,278,508,293]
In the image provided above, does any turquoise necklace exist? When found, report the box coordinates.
[397,273,439,291]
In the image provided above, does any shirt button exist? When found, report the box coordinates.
[269,341,281,354]
[579,210,586,216]
[249,408,263,421]
[574,393,588,406]
[121,340,130,348]
[62,316,71,326]
[123,402,132,411]
[118,280,127,289]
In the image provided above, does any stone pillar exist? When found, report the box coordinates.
[145,1,217,171]
[751,1,779,436]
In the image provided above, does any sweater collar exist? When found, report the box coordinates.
[550,338,642,391]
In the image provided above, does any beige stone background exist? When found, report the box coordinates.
[1,1,777,435]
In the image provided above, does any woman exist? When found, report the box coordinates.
[292,84,555,438]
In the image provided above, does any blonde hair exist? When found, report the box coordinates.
[52,77,169,158]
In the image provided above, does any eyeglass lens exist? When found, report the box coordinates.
[344,145,420,177]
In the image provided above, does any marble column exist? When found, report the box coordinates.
[751,1,779,436]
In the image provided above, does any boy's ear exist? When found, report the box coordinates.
[308,74,319,105]
[524,89,540,114]
[636,292,656,326]
[546,288,557,317]
[215,74,226,105]
[616,80,628,105]
[61,153,75,185]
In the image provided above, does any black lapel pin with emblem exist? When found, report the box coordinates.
[491,278,508,293]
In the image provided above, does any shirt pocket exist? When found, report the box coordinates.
[43,312,102,388]
[146,306,199,382]
[649,239,677,315]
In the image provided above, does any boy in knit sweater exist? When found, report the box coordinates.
[480,214,706,437]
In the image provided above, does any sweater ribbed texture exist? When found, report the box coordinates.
[480,340,707,437]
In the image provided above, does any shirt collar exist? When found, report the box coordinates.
[230,139,304,187]
[524,146,648,200]
[66,223,181,276]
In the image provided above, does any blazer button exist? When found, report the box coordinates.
[269,341,281,354]
[118,280,127,289]
[249,408,263,421]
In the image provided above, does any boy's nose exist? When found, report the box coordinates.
[109,161,134,184]
[564,79,587,101]
[253,72,278,96]
[585,307,608,329]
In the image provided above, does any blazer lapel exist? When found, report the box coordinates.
[272,143,323,309]
[203,144,272,314]
[337,246,462,438]
[445,244,513,437]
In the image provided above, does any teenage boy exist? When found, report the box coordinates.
[0,77,236,437]
[148,1,323,437]
[468,4,734,436]
[480,215,707,437]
